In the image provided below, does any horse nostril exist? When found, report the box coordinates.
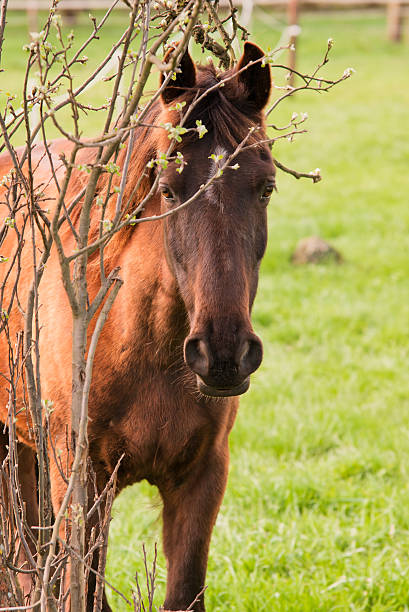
[238,336,263,378]
[184,337,212,378]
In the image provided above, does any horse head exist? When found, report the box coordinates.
[157,43,275,397]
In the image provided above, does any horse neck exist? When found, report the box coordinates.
[89,111,188,365]
[103,204,188,370]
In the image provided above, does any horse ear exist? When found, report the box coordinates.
[236,42,271,111]
[160,47,196,105]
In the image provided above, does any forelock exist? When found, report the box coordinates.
[162,63,266,150]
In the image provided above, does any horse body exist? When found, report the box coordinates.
[0,42,274,611]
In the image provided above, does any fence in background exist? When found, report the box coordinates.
[8,0,409,84]
[11,0,409,6]
[15,0,409,43]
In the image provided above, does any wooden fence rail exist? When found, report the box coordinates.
[9,0,409,9]
[8,0,409,61]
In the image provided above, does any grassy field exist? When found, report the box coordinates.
[2,8,409,611]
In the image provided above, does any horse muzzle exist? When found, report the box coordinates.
[184,332,263,398]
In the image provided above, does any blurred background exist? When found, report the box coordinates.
[2,2,409,610]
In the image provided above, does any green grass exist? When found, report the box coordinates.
[2,9,409,611]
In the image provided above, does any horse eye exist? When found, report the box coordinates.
[160,186,174,201]
[260,181,275,201]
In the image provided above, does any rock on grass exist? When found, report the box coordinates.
[291,236,343,265]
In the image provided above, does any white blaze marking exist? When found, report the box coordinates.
[206,146,228,210]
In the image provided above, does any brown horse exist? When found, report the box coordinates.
[0,42,274,610]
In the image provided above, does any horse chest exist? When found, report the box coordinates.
[91,374,230,489]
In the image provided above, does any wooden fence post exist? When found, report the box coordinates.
[387,0,404,41]
[27,0,38,33]
[287,0,299,87]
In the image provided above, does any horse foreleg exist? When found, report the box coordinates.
[49,447,113,612]
[85,468,114,612]
[159,448,229,612]
[15,444,38,599]
[0,430,38,602]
